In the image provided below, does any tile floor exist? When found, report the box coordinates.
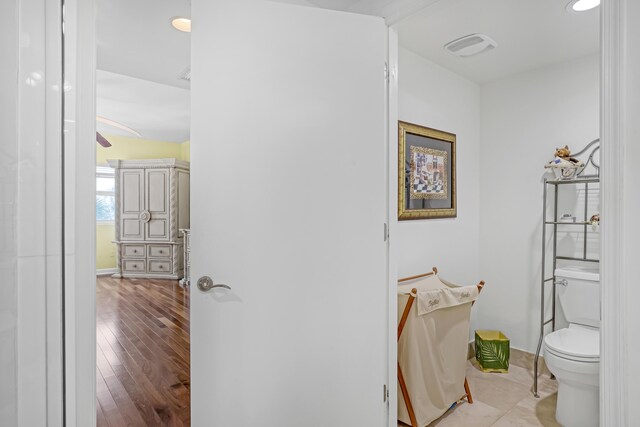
[400,359,559,427]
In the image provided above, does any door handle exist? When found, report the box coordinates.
[197,276,231,292]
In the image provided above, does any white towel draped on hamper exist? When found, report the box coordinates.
[416,283,479,316]
[397,274,479,426]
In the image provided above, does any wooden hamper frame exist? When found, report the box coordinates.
[397,267,485,427]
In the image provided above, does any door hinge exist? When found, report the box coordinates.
[383,384,389,402]
[384,62,397,83]
[384,223,389,242]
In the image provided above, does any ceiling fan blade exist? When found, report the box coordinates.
[96,132,112,148]
[96,115,142,137]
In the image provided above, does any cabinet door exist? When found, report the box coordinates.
[119,169,145,240]
[145,169,170,241]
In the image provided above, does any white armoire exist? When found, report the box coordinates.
[108,158,190,280]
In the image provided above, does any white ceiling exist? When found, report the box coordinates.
[282,0,599,83]
[295,0,441,24]
[394,0,600,84]
[97,0,599,89]
[96,70,190,142]
[97,0,190,89]
[95,0,598,142]
[97,0,191,143]
[96,0,424,145]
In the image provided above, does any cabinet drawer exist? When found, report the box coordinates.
[122,244,145,258]
[148,244,172,258]
[123,259,145,273]
[147,259,172,274]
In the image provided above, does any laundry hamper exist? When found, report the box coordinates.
[397,268,485,427]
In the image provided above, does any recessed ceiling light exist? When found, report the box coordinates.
[171,17,191,33]
[566,0,600,12]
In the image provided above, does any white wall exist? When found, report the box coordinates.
[0,0,19,424]
[478,54,600,352]
[398,50,599,352]
[0,0,66,425]
[397,48,482,287]
[19,0,67,424]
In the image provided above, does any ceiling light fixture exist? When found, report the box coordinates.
[566,0,600,12]
[171,17,191,33]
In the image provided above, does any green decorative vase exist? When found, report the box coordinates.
[475,330,510,373]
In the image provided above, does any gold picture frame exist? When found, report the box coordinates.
[398,121,457,220]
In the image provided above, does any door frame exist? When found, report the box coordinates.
[63,1,626,427]
[386,27,400,424]
[599,0,626,425]
[63,0,98,425]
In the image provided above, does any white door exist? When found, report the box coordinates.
[190,1,389,425]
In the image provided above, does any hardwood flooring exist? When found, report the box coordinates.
[96,277,190,427]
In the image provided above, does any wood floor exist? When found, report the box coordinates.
[96,276,190,427]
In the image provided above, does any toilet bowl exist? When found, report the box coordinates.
[544,324,599,427]
[543,265,600,427]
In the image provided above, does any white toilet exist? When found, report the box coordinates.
[543,265,600,427]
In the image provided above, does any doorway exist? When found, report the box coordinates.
[93,0,192,423]
[391,0,600,425]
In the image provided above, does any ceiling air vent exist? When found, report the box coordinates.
[444,33,497,58]
[178,66,191,82]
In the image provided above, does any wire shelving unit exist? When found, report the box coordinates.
[532,140,600,398]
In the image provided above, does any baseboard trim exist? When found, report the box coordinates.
[96,268,118,276]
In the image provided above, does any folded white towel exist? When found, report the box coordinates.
[416,284,479,316]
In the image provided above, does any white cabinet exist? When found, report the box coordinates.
[109,159,190,279]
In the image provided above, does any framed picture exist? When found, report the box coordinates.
[398,121,456,220]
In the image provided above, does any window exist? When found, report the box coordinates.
[96,166,116,223]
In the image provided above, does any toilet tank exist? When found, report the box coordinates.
[555,265,600,328]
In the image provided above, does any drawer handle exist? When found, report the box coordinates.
[159,265,163,269]
[133,264,138,268]
[158,250,163,254]
[133,249,138,253]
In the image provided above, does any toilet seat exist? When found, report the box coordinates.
[544,324,599,362]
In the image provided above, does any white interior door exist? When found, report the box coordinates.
[190,1,389,425]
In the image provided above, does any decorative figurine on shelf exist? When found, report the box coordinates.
[590,214,600,231]
[544,145,586,179]
[555,146,571,158]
